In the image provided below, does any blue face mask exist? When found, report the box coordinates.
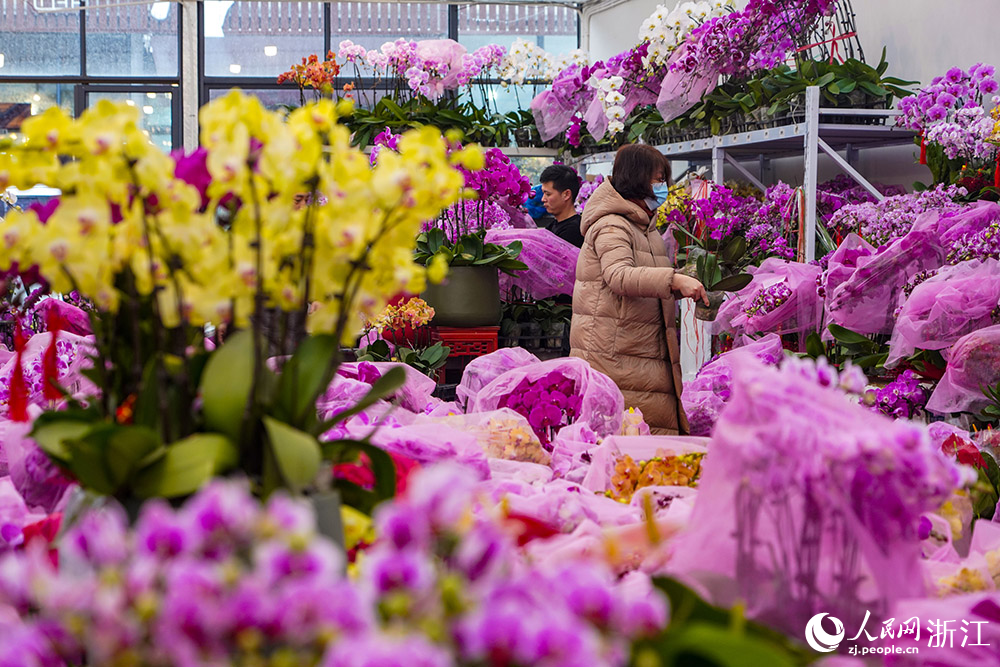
[651,183,671,207]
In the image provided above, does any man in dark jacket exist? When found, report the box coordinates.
[540,165,583,248]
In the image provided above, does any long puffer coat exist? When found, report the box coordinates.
[569,180,689,435]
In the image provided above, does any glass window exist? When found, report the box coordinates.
[457,4,577,55]
[86,88,175,151]
[86,0,179,77]
[0,0,81,76]
[329,2,448,54]
[0,82,74,139]
[207,86,302,111]
[203,1,325,78]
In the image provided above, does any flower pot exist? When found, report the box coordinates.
[694,290,726,322]
[421,265,501,327]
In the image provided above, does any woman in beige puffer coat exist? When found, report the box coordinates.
[570,145,707,435]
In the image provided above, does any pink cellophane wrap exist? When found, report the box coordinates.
[0,477,28,550]
[828,203,1000,335]
[484,228,579,299]
[470,357,625,438]
[549,422,600,483]
[581,435,709,494]
[664,355,961,636]
[887,259,1000,367]
[656,46,719,122]
[456,347,540,410]
[499,480,642,533]
[583,96,610,145]
[361,421,490,480]
[336,361,436,413]
[820,233,875,341]
[716,259,822,337]
[926,324,1000,416]
[415,408,550,466]
[531,90,580,143]
[681,333,784,436]
[1,408,74,514]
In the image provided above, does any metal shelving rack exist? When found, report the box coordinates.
[569,86,918,261]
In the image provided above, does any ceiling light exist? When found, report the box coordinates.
[0,54,5,68]
[229,64,242,74]
[125,99,135,106]
[150,0,170,21]
[142,105,154,114]
[32,94,40,102]
[264,46,278,57]
[8,134,16,140]
[147,92,157,99]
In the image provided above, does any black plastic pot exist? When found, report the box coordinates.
[421,265,502,327]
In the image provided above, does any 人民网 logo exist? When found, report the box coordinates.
[805,613,846,653]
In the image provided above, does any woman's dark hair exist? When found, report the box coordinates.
[609,144,671,201]
[539,164,582,200]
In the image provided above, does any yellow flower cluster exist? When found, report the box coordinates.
[607,451,705,503]
[653,182,691,231]
[618,406,650,436]
[366,296,435,333]
[0,91,482,341]
[481,417,551,465]
[990,105,1000,143]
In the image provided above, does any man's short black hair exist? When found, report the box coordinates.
[540,165,581,201]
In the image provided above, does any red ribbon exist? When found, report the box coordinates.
[9,322,29,422]
[994,154,1000,188]
[919,135,927,165]
[795,24,858,65]
[42,306,63,401]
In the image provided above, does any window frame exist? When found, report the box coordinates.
[0,1,183,145]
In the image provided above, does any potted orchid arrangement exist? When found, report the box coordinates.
[373,128,529,326]
[898,63,999,196]
[335,38,515,148]
[0,93,479,520]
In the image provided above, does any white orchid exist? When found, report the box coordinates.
[605,105,627,120]
[608,120,626,135]
[605,90,626,105]
[639,0,732,68]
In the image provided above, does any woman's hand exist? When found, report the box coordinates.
[673,274,710,305]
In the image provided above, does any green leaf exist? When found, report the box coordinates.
[720,236,747,264]
[314,366,406,434]
[263,416,322,493]
[828,324,871,346]
[876,46,890,75]
[379,97,408,121]
[426,227,445,254]
[711,273,753,292]
[852,352,888,369]
[199,330,255,441]
[814,72,837,88]
[105,426,162,489]
[275,334,339,425]
[805,332,825,359]
[132,433,238,499]
[835,79,857,94]
[859,81,889,98]
[31,417,93,463]
[639,623,798,667]
[61,424,120,495]
[360,339,391,361]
